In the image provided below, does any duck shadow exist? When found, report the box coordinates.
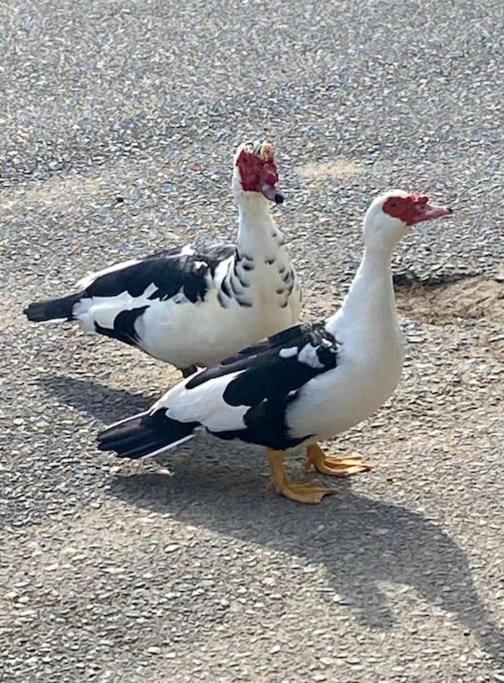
[110,468,503,663]
[44,375,503,663]
[39,375,155,423]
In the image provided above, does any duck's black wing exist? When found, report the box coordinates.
[84,242,235,303]
[97,320,340,458]
[24,242,235,347]
[182,320,340,449]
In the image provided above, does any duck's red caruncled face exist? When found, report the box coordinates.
[383,194,452,225]
[236,145,283,203]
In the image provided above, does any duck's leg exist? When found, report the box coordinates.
[266,449,333,504]
[304,442,373,477]
[181,365,198,378]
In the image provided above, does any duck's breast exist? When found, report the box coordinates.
[287,338,404,441]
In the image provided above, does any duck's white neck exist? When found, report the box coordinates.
[326,242,398,337]
[236,194,282,259]
[219,191,294,309]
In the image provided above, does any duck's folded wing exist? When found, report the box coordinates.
[154,320,340,447]
[80,242,235,302]
[70,242,235,345]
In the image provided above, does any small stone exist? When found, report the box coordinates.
[165,544,180,553]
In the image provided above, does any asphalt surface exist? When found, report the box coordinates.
[1,1,503,681]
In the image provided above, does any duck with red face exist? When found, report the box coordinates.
[382,192,452,225]
[235,140,284,204]
[97,190,452,504]
[24,139,302,376]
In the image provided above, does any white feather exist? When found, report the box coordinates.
[297,343,324,369]
[100,410,146,432]
[155,370,249,433]
[74,282,158,332]
[279,346,297,359]
[34,317,68,325]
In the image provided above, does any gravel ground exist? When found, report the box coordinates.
[1,1,503,681]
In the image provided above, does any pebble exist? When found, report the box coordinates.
[165,544,181,553]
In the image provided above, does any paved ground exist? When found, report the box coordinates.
[1,1,503,681]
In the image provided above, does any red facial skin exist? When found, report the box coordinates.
[236,149,280,194]
[383,194,452,225]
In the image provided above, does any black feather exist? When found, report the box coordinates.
[185,321,339,450]
[94,306,148,346]
[97,409,199,459]
[23,292,82,322]
[85,243,234,304]
[24,242,235,350]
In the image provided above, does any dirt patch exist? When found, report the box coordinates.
[298,159,363,181]
[397,275,503,326]
[0,173,108,214]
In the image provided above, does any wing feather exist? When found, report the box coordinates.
[83,242,234,303]
[158,320,339,449]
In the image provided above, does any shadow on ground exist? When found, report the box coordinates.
[45,375,504,663]
[40,375,155,423]
[110,470,503,664]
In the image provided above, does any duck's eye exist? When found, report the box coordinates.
[390,202,397,208]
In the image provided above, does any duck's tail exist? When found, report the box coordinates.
[23,292,82,323]
[97,409,198,459]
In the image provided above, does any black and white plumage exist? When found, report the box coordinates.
[24,141,301,371]
[97,321,339,456]
[97,191,452,503]
[26,243,234,347]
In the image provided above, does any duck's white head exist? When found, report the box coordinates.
[363,190,452,250]
[232,140,284,205]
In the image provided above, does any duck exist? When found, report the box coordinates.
[97,190,452,503]
[24,140,301,377]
